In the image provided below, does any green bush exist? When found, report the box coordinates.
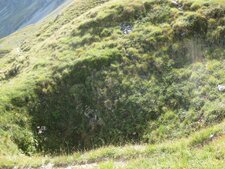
[173,12,208,38]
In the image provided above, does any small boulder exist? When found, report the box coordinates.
[171,0,179,6]
[218,85,225,92]
[120,23,133,34]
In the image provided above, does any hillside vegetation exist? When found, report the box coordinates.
[0,0,225,168]
[2,121,225,168]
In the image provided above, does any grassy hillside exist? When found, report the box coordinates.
[1,121,225,168]
[0,0,225,168]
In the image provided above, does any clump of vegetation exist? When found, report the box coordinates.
[0,49,10,57]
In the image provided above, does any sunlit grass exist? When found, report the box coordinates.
[0,121,225,167]
[0,0,225,167]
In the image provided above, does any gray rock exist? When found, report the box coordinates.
[218,85,225,92]
[121,23,133,34]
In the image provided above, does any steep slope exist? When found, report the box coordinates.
[0,0,67,38]
[0,0,225,167]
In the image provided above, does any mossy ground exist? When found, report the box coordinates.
[0,0,225,168]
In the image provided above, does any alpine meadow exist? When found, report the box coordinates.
[0,0,225,168]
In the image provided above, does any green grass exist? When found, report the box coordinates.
[0,0,225,167]
[1,120,225,168]
[182,0,225,6]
